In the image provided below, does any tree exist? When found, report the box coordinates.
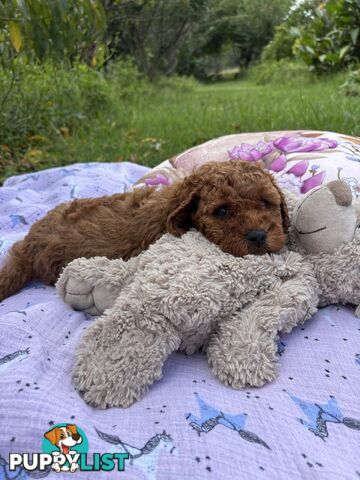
[293,0,360,72]
[103,0,205,80]
[0,0,106,63]
[177,0,292,78]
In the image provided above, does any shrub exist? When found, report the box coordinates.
[247,60,312,85]
[0,58,150,148]
[340,68,360,96]
[261,24,296,62]
[293,0,360,73]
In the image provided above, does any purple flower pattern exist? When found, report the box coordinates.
[228,141,274,161]
[144,173,173,187]
[274,136,337,153]
[227,136,338,194]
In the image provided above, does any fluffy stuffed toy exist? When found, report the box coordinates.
[57,238,318,408]
[290,180,360,316]
[57,181,359,408]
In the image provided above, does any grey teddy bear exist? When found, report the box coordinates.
[57,180,359,408]
[57,236,318,408]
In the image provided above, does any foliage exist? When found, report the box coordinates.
[261,0,321,62]
[1,68,359,183]
[293,0,360,72]
[0,57,151,177]
[177,0,292,79]
[261,24,296,62]
[103,0,291,80]
[0,0,106,63]
[340,68,360,96]
[247,60,312,85]
[103,0,205,80]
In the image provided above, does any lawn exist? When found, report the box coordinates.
[1,75,359,182]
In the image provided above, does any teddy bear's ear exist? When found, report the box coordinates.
[327,180,352,206]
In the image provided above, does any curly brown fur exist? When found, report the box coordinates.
[0,160,288,300]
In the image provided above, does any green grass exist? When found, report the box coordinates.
[1,74,360,181]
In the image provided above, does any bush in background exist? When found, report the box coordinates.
[0,58,151,148]
[247,60,312,85]
[340,68,360,96]
[293,0,360,73]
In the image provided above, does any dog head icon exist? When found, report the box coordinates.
[44,424,82,455]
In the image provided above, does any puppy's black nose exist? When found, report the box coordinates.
[72,433,80,441]
[246,229,267,247]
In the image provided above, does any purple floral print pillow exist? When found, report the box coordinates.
[135,131,360,198]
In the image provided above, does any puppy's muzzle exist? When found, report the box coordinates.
[245,229,267,248]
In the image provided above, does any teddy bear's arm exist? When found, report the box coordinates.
[72,305,181,408]
[313,246,360,317]
[56,256,138,315]
[207,259,319,389]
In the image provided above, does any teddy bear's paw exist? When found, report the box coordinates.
[73,342,145,408]
[61,273,117,316]
[63,275,102,316]
[72,321,166,408]
[211,355,278,389]
[208,333,279,389]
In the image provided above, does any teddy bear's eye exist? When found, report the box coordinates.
[260,200,271,209]
[213,206,229,218]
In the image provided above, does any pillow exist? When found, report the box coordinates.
[135,130,360,197]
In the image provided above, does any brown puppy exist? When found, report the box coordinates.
[0,161,288,300]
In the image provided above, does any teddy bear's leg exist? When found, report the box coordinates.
[208,308,280,389]
[56,256,137,315]
[208,266,319,389]
[72,306,181,408]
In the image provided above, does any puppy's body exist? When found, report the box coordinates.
[0,161,288,300]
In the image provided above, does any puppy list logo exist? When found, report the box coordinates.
[9,423,129,473]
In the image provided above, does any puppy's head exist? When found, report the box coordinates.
[167,160,288,257]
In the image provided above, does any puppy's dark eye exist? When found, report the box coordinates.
[213,206,229,218]
[260,200,271,209]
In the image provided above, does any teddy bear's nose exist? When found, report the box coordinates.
[246,229,267,247]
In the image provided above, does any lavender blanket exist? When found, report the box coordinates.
[0,162,359,480]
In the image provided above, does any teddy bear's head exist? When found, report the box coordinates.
[292,180,359,254]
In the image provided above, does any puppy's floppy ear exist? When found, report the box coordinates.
[268,173,289,232]
[44,427,60,445]
[166,177,200,236]
[279,187,289,232]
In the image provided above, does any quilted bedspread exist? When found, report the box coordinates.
[0,138,359,479]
